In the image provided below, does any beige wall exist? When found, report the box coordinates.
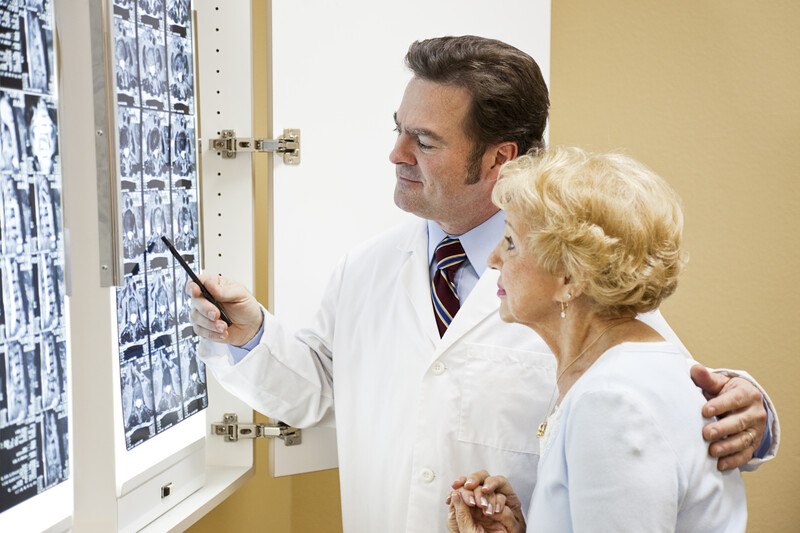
[549,1,799,531]
[192,1,797,531]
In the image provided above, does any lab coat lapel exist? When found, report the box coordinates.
[438,269,500,351]
[398,221,440,346]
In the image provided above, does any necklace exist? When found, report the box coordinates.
[537,317,634,438]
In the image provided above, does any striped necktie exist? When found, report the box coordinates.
[431,236,467,337]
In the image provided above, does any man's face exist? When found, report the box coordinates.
[390,78,495,234]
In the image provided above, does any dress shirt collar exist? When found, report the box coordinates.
[427,210,506,277]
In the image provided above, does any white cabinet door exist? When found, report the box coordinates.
[269,0,551,475]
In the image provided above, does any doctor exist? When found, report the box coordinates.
[189,36,778,533]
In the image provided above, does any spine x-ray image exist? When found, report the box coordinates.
[112,0,206,451]
[0,0,68,513]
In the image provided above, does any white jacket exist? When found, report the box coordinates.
[200,219,778,533]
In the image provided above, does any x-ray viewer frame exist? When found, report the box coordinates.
[58,1,257,531]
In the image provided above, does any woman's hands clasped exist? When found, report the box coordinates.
[446,470,526,533]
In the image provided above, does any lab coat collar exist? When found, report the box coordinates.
[397,219,501,352]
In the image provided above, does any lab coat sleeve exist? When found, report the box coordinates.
[636,309,780,467]
[198,258,345,428]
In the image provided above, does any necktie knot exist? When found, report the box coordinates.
[434,237,467,275]
[431,237,466,337]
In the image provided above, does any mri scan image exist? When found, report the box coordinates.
[120,356,156,448]
[121,191,145,269]
[170,113,194,183]
[1,173,33,256]
[40,408,68,488]
[114,18,140,107]
[142,109,169,184]
[0,0,68,512]
[118,107,142,190]
[179,338,206,417]
[138,0,165,22]
[172,187,197,254]
[24,95,58,175]
[0,91,24,172]
[138,24,167,108]
[1,339,37,428]
[1,258,34,342]
[173,264,191,330]
[39,331,65,411]
[144,188,171,258]
[153,343,183,432]
[117,273,148,350]
[0,4,24,90]
[112,0,206,450]
[113,0,135,20]
[147,266,174,336]
[37,253,63,332]
[34,174,61,252]
[22,8,54,95]
[167,0,190,30]
[168,33,193,113]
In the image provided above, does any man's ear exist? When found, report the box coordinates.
[485,141,519,182]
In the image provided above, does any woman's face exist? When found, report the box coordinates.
[488,212,562,328]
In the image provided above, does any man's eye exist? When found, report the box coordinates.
[393,126,400,135]
[505,235,515,250]
[416,138,432,150]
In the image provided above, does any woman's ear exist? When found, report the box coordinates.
[558,275,586,302]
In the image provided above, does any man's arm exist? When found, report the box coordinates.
[187,271,338,428]
[691,365,779,471]
[637,309,779,470]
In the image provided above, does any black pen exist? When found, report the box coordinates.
[160,235,233,326]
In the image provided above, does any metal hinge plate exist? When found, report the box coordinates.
[211,413,302,446]
[209,128,300,164]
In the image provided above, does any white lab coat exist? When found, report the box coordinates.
[200,219,777,533]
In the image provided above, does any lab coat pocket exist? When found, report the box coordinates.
[458,344,555,454]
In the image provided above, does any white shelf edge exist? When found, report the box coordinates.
[139,465,254,532]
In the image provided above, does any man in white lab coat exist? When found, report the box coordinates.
[190,36,778,533]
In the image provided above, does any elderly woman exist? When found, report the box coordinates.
[447,147,746,532]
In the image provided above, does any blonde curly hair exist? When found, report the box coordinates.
[493,146,687,317]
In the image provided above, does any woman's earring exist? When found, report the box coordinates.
[560,293,572,318]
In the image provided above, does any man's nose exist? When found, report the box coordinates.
[389,135,415,166]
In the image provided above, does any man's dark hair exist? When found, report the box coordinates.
[405,35,549,182]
